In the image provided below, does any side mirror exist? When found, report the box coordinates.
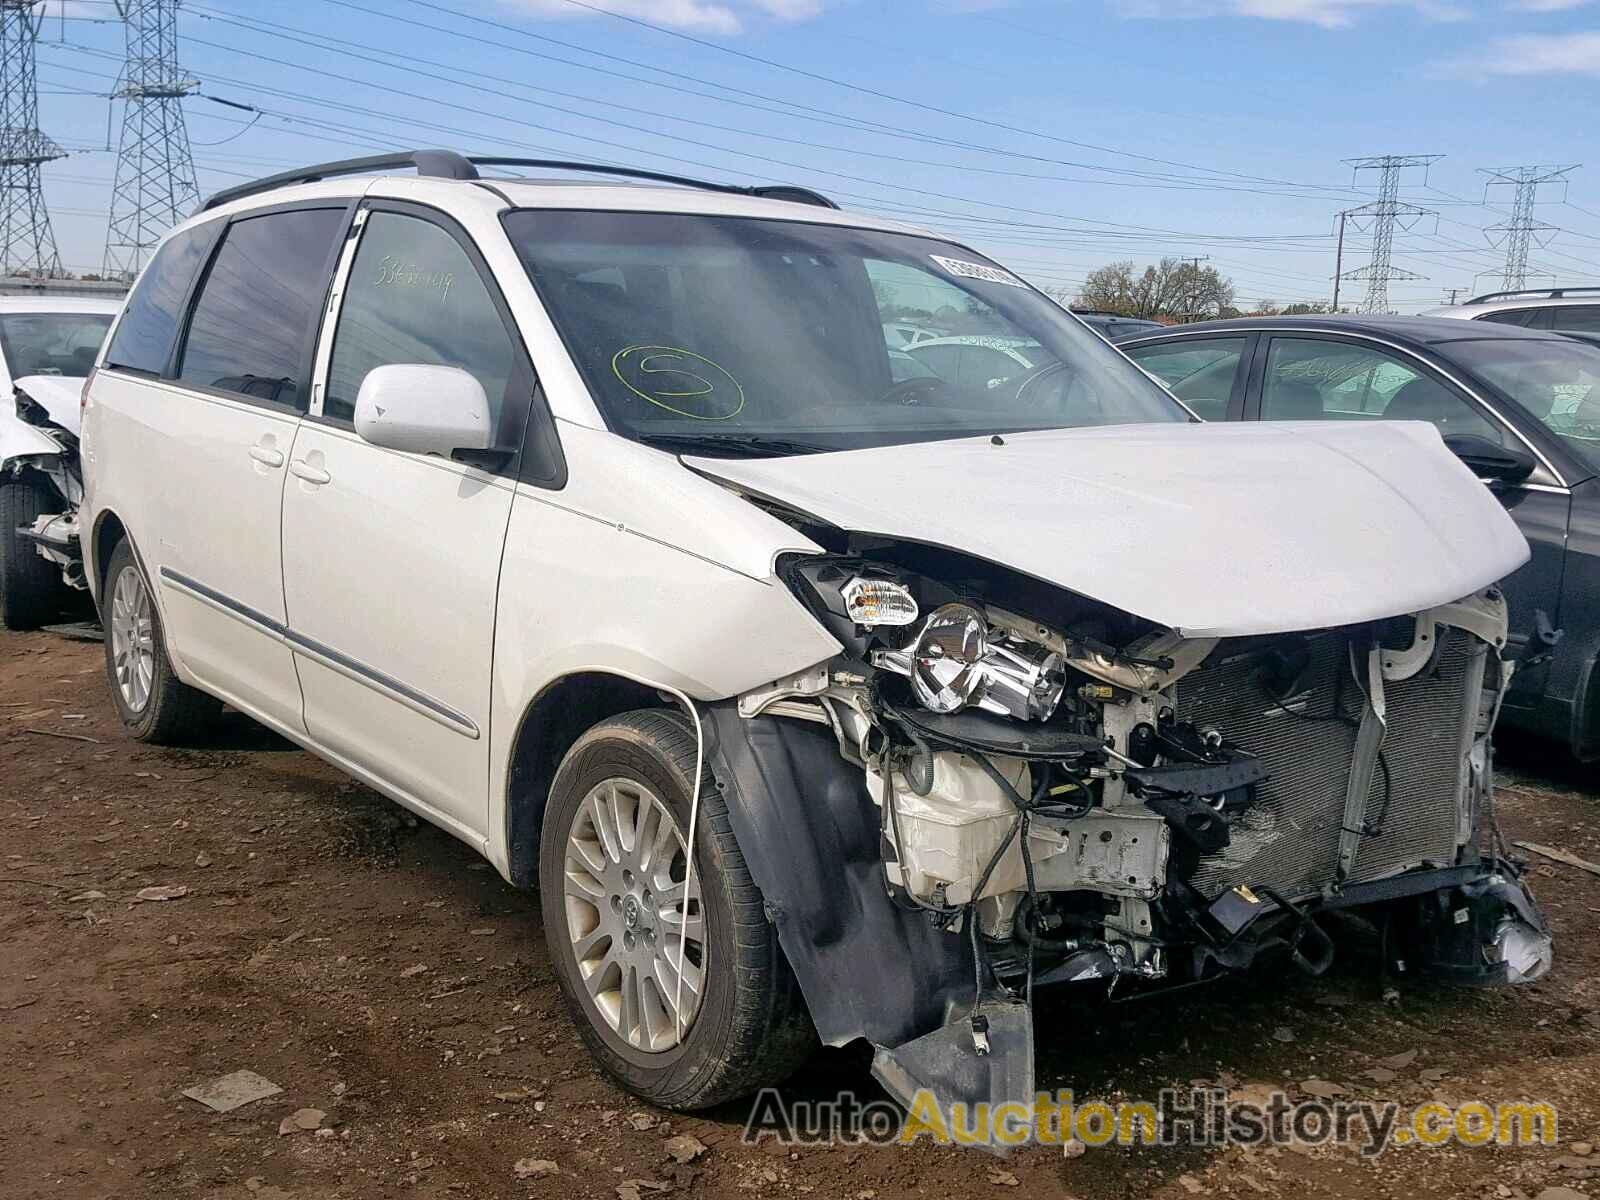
[1443,433,1536,485]
[353,364,494,458]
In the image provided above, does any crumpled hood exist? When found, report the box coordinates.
[14,374,84,436]
[688,420,1530,638]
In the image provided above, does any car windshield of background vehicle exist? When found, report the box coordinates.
[0,313,113,379]
[1448,338,1600,472]
[503,211,1185,454]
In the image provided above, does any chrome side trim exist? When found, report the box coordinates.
[160,566,287,636]
[157,566,479,739]
[288,632,480,740]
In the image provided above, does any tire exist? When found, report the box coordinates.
[0,477,67,631]
[101,538,221,743]
[539,708,815,1110]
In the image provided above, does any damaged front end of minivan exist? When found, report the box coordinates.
[704,526,1551,1121]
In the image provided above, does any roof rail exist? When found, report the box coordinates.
[468,158,837,208]
[198,150,838,213]
[1465,285,1600,304]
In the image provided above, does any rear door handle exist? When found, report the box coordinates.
[289,459,330,485]
[248,445,284,468]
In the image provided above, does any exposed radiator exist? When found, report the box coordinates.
[1177,627,1484,901]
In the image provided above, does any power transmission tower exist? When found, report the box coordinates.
[0,0,63,277]
[103,0,198,280]
[1479,164,1579,292]
[1337,154,1441,314]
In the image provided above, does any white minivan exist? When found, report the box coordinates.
[81,152,1551,1120]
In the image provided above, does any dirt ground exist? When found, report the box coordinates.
[3,628,1599,1200]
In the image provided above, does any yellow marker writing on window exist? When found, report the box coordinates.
[611,345,745,421]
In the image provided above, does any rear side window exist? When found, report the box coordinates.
[1477,308,1540,328]
[177,207,346,407]
[103,222,218,375]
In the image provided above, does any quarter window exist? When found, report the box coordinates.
[324,211,517,432]
[1124,337,1246,420]
[177,207,346,406]
[1552,306,1600,335]
[103,222,219,375]
[1260,337,1504,444]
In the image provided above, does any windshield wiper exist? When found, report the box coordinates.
[638,432,834,458]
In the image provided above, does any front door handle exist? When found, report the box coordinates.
[249,444,284,468]
[289,458,331,485]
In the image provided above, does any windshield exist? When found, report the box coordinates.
[0,312,113,379]
[502,211,1185,454]
[1447,338,1600,473]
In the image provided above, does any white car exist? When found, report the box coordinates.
[0,297,120,628]
[1425,286,1600,336]
[80,152,1551,1122]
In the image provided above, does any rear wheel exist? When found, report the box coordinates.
[102,538,221,743]
[0,477,67,631]
[539,709,815,1109]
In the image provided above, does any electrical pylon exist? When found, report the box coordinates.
[1480,164,1579,292]
[0,0,63,278]
[1339,154,1441,314]
[103,0,199,280]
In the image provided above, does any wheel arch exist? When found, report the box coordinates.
[89,507,128,605]
[503,670,670,889]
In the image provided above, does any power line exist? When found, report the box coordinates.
[542,0,1360,195]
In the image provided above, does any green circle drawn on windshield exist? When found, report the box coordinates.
[611,345,745,421]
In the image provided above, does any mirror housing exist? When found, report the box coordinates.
[1443,434,1536,485]
[353,364,494,458]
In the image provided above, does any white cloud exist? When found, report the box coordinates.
[1450,29,1600,72]
[1117,0,1466,25]
[502,0,831,34]
[1512,0,1593,10]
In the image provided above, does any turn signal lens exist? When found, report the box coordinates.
[842,577,919,628]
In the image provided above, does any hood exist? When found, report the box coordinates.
[687,421,1530,638]
[14,374,84,436]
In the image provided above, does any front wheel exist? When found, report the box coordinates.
[539,709,815,1109]
[0,477,67,630]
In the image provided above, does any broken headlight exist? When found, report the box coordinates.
[882,602,1067,721]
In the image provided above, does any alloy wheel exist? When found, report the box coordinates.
[561,776,706,1052]
[109,566,154,713]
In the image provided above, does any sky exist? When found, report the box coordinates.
[23,0,1600,310]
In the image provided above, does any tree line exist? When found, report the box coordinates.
[1045,258,1332,322]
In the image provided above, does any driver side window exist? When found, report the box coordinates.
[325,211,517,430]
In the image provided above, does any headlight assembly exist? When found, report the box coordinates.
[883,602,1068,722]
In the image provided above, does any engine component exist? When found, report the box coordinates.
[1124,756,1267,852]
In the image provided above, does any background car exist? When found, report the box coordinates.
[0,298,120,629]
[1117,314,1600,761]
[1071,309,1166,342]
[1426,286,1600,337]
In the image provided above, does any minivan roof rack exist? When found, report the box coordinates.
[198,150,839,213]
[1465,285,1600,304]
